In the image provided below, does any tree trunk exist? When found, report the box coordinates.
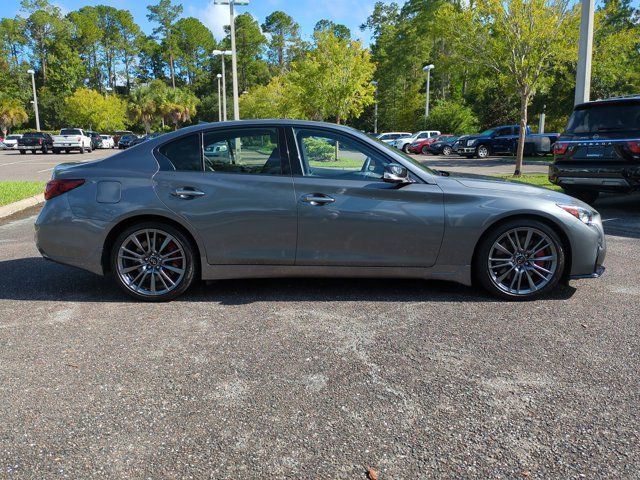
[169,52,176,88]
[514,91,530,177]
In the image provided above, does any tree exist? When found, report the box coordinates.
[62,88,127,131]
[290,30,375,123]
[128,80,168,133]
[239,75,305,119]
[0,18,27,66]
[314,20,351,40]
[441,0,578,175]
[0,96,28,137]
[261,11,302,72]
[162,87,199,130]
[424,100,479,134]
[147,0,183,88]
[225,14,269,93]
[173,17,215,85]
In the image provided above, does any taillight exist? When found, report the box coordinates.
[38,138,43,145]
[553,142,569,155]
[44,179,85,200]
[626,141,640,154]
[77,136,81,142]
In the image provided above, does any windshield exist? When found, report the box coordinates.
[565,102,640,134]
[478,128,496,136]
[7,135,21,140]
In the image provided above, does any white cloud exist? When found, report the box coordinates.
[200,2,231,40]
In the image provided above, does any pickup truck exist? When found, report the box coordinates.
[457,125,560,158]
[52,128,93,154]
[17,132,54,154]
[393,130,441,153]
[549,96,640,204]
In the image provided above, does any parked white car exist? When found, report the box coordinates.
[393,130,441,152]
[52,128,93,154]
[1,134,22,149]
[376,132,412,145]
[99,135,115,149]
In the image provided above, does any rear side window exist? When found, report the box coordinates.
[158,134,202,171]
[202,128,282,175]
[565,102,640,134]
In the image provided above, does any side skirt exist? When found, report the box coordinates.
[200,262,472,286]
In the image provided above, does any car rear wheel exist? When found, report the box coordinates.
[402,144,410,153]
[443,146,452,155]
[19,150,25,155]
[474,220,565,300]
[111,222,197,301]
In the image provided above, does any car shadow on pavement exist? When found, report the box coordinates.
[0,257,578,304]
[596,193,640,239]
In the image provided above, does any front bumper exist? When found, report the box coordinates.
[458,146,476,154]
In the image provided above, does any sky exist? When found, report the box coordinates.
[8,0,384,44]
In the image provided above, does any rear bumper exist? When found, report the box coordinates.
[570,265,605,280]
[549,163,640,192]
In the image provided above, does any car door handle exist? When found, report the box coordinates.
[172,188,205,199]
[300,193,335,206]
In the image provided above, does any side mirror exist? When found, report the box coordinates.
[383,164,412,184]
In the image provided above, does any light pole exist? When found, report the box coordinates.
[370,80,378,134]
[214,0,249,121]
[422,64,434,123]
[212,49,232,121]
[27,69,40,131]
[575,0,594,105]
[216,73,222,122]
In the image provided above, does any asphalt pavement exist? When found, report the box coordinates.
[0,199,639,477]
[0,148,115,182]
[0,149,548,183]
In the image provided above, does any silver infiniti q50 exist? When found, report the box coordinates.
[35,120,605,301]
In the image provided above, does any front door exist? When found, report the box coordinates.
[153,127,297,265]
[289,127,445,267]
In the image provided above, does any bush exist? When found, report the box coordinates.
[303,137,335,162]
[423,100,479,134]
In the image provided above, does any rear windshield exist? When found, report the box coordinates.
[23,132,43,138]
[565,102,640,134]
[60,129,82,135]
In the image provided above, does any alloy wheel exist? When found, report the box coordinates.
[116,228,186,297]
[477,145,489,158]
[443,146,452,155]
[487,227,558,296]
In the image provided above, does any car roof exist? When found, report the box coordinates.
[575,96,640,109]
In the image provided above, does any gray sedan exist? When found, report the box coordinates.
[35,120,605,301]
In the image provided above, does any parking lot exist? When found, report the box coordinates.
[1,149,639,477]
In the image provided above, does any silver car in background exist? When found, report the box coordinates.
[35,120,605,301]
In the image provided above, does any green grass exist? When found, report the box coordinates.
[492,174,562,191]
[0,181,46,207]
[309,156,364,169]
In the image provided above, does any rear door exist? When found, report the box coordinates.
[492,126,514,153]
[153,127,298,265]
[288,127,444,267]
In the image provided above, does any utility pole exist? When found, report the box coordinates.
[371,81,378,134]
[27,69,40,131]
[214,0,249,121]
[423,64,434,124]
[212,50,232,121]
[217,74,222,122]
[575,0,594,105]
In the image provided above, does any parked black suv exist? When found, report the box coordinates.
[549,96,640,203]
[16,132,54,154]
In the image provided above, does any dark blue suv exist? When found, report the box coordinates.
[549,96,640,203]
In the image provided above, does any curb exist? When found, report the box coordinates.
[0,194,45,220]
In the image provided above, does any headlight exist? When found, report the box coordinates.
[557,204,593,225]
[466,139,476,146]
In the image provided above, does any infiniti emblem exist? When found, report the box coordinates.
[592,134,599,139]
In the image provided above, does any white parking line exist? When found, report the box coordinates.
[0,160,31,167]
[37,167,54,173]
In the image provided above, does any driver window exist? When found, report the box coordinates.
[294,129,392,181]
[202,128,282,175]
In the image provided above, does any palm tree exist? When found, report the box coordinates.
[162,88,198,130]
[128,80,168,134]
[0,97,28,138]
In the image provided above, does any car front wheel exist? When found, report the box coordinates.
[476,145,490,158]
[474,220,565,300]
[443,146,452,155]
[111,222,197,301]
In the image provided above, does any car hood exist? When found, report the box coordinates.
[445,171,582,203]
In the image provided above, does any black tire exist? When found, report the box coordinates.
[53,148,60,154]
[421,146,430,155]
[402,144,410,153]
[19,150,26,155]
[110,221,197,302]
[563,188,599,205]
[474,219,565,300]
[442,146,452,156]
[476,144,490,158]
[42,145,48,154]
[80,145,85,154]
